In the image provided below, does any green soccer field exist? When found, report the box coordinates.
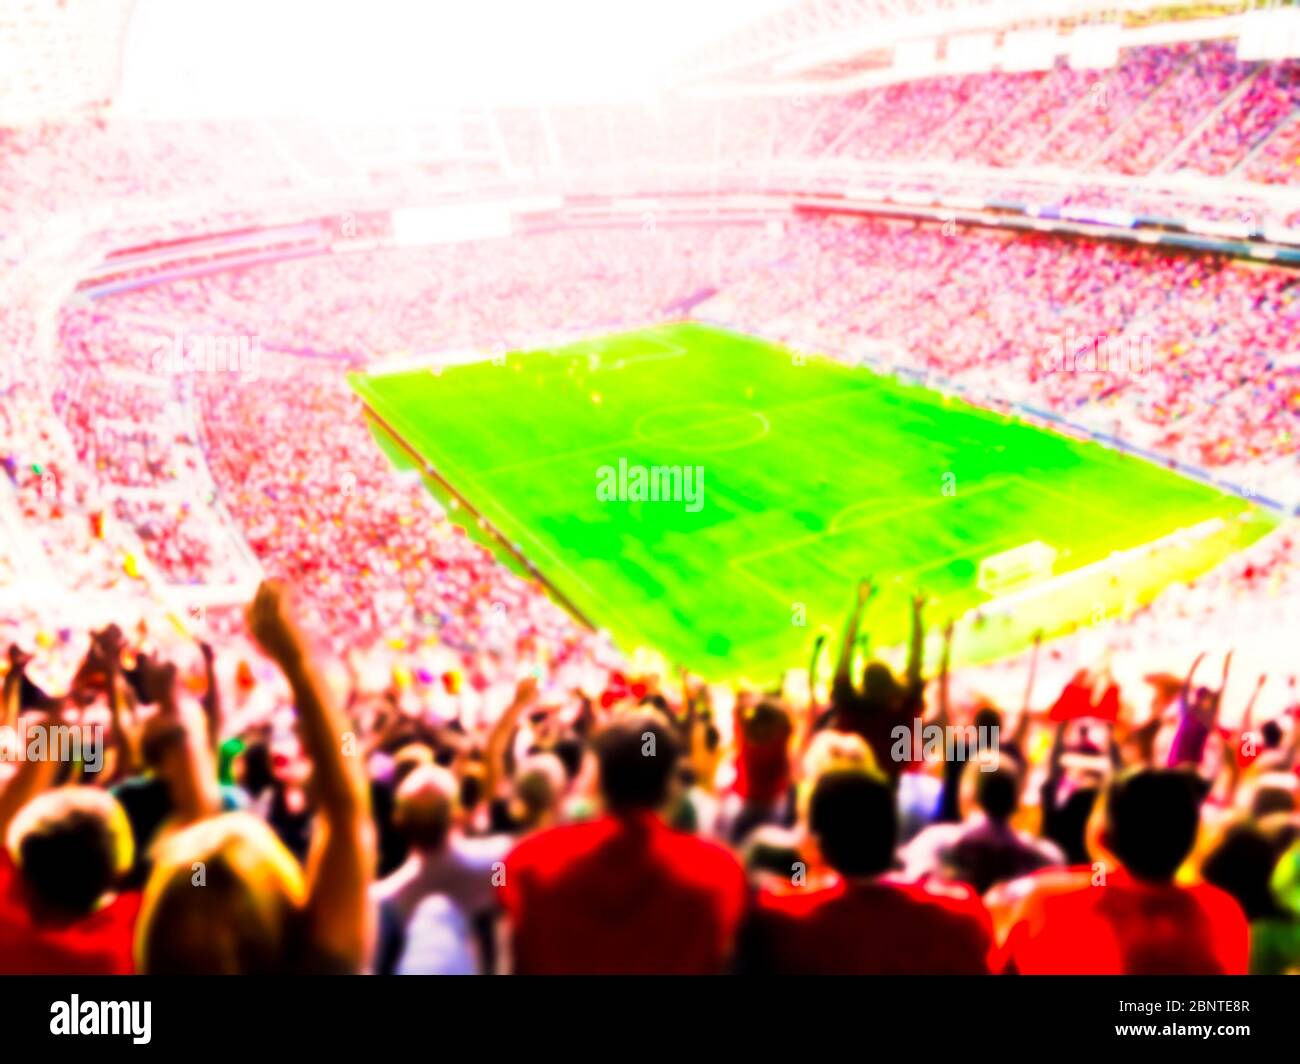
[351,322,1272,683]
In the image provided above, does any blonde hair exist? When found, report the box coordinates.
[797,731,879,821]
[136,812,306,974]
[6,786,134,876]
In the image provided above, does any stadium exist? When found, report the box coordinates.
[3,0,1300,995]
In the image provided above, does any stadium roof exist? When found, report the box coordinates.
[2,0,795,124]
[671,0,1252,88]
[0,0,135,125]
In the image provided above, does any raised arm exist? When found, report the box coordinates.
[1240,673,1266,736]
[2,645,28,731]
[76,625,139,776]
[0,713,59,844]
[807,634,827,704]
[1048,718,1069,779]
[1219,672,1269,799]
[483,675,538,801]
[905,592,926,694]
[98,626,141,779]
[135,652,220,824]
[801,633,831,740]
[0,653,60,839]
[931,618,954,730]
[1182,652,1206,710]
[1213,651,1234,721]
[197,639,221,753]
[679,664,697,734]
[246,580,374,971]
[1037,719,1070,822]
[833,579,874,692]
[1011,630,1043,750]
[1283,677,1300,767]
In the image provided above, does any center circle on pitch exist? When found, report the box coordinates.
[633,403,770,451]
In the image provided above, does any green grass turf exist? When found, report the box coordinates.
[351,322,1273,683]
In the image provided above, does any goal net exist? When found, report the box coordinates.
[977,540,1058,595]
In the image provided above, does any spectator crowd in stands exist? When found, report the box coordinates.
[2,576,1298,974]
[4,37,1300,973]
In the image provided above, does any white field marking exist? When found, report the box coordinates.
[887,532,1044,592]
[1007,472,1172,532]
[727,509,1004,608]
[968,516,1232,622]
[725,559,809,610]
[729,476,1019,572]
[478,437,645,479]
[879,483,1235,615]
[477,370,872,480]
[611,334,690,366]
[632,405,771,452]
[471,367,868,480]
[1009,472,1141,523]
[557,330,690,370]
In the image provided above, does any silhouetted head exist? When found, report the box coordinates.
[511,753,566,828]
[973,761,1019,824]
[1202,821,1283,921]
[973,706,1003,734]
[809,769,896,878]
[552,736,585,782]
[7,787,133,917]
[1247,772,1298,819]
[593,711,680,813]
[740,701,791,744]
[1190,685,1216,717]
[861,662,899,705]
[1103,769,1202,883]
[1051,785,1099,865]
[393,764,457,852]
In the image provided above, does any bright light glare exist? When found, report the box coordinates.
[116,0,795,118]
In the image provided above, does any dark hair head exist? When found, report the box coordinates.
[393,766,457,851]
[640,693,671,714]
[458,772,483,811]
[743,839,802,879]
[973,706,1003,733]
[1202,821,1283,921]
[552,736,585,782]
[11,789,131,916]
[1260,720,1283,750]
[861,662,898,704]
[1050,785,1099,865]
[741,700,791,744]
[141,717,188,770]
[1250,779,1297,820]
[237,740,274,796]
[594,712,680,812]
[1105,769,1202,882]
[809,770,896,877]
[974,762,1019,823]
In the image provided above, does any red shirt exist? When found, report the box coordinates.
[747,874,995,974]
[734,713,793,804]
[998,865,1249,974]
[501,812,748,974]
[0,852,141,975]
[1049,677,1120,722]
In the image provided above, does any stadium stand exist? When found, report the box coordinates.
[2,0,1300,982]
